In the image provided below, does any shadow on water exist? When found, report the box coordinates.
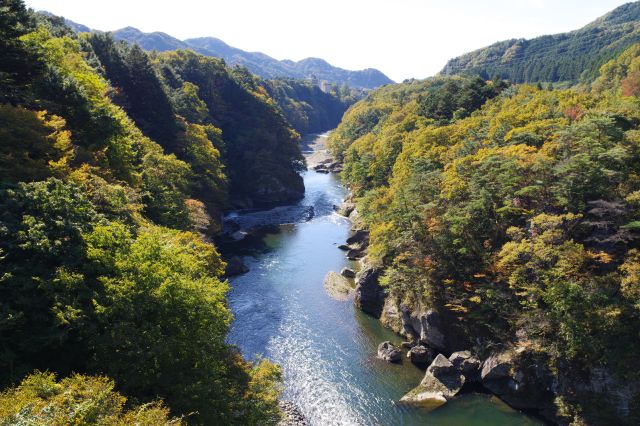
[226,135,542,426]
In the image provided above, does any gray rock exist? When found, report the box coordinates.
[346,248,365,260]
[354,264,385,318]
[377,341,402,363]
[399,354,465,410]
[480,349,556,414]
[335,202,356,217]
[223,205,314,237]
[337,244,350,251]
[346,229,369,247]
[278,401,308,426]
[481,352,513,381]
[419,309,446,351]
[401,341,415,349]
[312,161,342,174]
[407,345,433,366]
[340,267,356,278]
[449,351,481,382]
[224,256,249,277]
[427,354,458,380]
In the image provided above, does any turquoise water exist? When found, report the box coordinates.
[227,143,541,425]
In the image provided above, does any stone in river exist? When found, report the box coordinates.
[407,345,434,366]
[323,271,353,301]
[377,341,402,363]
[340,267,356,278]
[399,354,465,410]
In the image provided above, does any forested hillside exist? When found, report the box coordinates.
[441,1,640,83]
[0,1,291,423]
[330,43,640,424]
[44,15,360,136]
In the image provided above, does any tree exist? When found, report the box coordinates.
[0,372,180,425]
[0,0,43,103]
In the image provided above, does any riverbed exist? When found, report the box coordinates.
[227,133,540,425]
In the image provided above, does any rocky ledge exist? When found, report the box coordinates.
[400,354,466,411]
[278,401,307,426]
[378,341,402,363]
[222,205,314,242]
[312,159,343,174]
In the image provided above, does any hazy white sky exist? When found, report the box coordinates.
[25,0,633,82]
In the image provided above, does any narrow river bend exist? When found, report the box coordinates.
[227,133,540,426]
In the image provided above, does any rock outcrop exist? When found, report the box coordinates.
[312,159,343,174]
[334,202,356,217]
[340,267,356,278]
[449,351,481,382]
[222,205,314,242]
[418,309,447,351]
[407,345,434,366]
[278,401,308,426]
[323,271,353,301]
[224,256,249,277]
[377,341,402,363]
[342,229,369,260]
[400,354,465,410]
[354,263,385,318]
[480,349,555,414]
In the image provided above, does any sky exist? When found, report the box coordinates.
[24,0,633,82]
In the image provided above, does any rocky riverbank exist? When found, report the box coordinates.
[334,192,640,425]
[278,401,308,426]
[331,194,563,422]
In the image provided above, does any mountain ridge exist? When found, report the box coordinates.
[51,17,394,89]
[441,1,640,83]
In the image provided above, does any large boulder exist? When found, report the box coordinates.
[346,229,369,246]
[481,351,514,382]
[399,354,465,410]
[354,264,385,318]
[340,267,356,278]
[449,351,481,382]
[377,341,402,363]
[419,309,446,351]
[334,202,356,217]
[347,248,365,260]
[223,205,314,238]
[407,345,434,366]
[224,256,249,277]
[480,349,555,413]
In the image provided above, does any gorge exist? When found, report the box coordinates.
[2,1,640,425]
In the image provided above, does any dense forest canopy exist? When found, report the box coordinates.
[329,41,640,424]
[0,1,291,423]
[441,2,640,84]
[4,0,640,424]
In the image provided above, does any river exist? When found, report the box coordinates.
[227,133,541,426]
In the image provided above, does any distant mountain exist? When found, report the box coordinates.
[441,1,640,83]
[38,11,91,33]
[112,26,188,52]
[99,27,393,89]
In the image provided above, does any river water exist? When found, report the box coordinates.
[227,133,541,426]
